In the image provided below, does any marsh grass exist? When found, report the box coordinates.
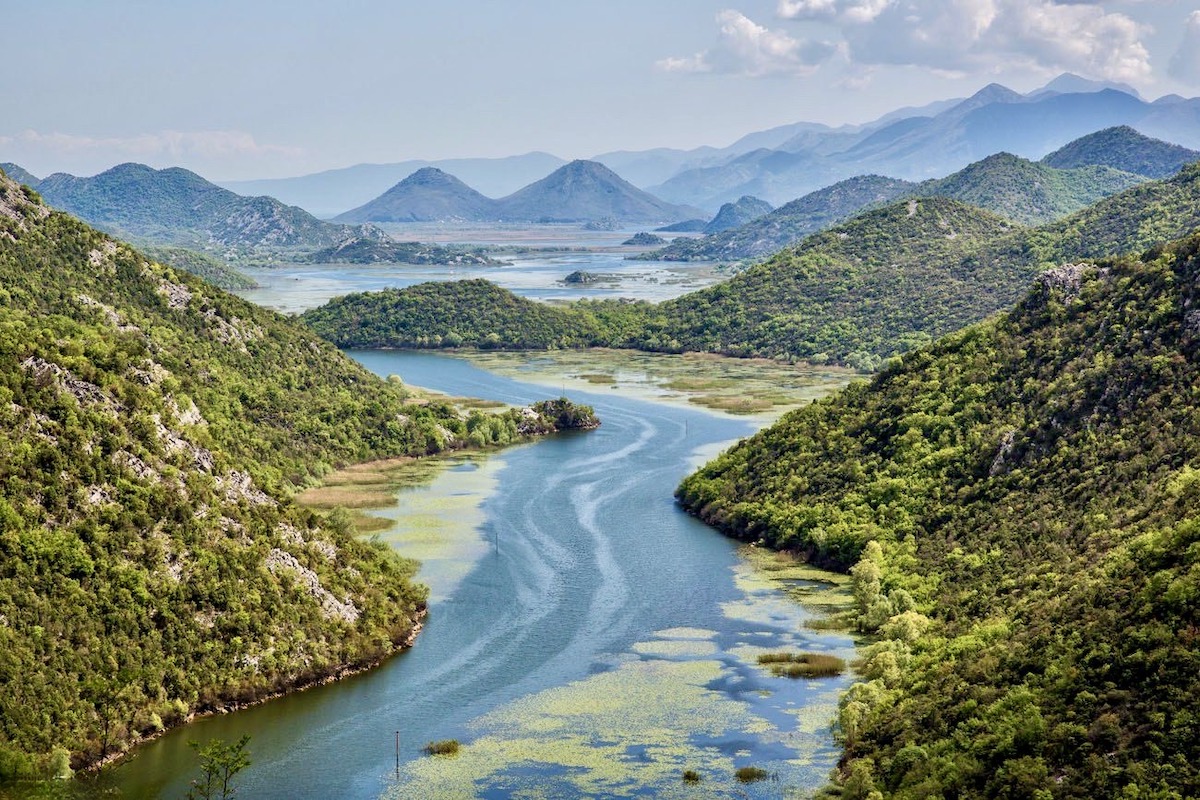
[757,652,846,678]
[577,373,616,384]
[681,769,701,784]
[423,739,460,756]
[735,766,770,783]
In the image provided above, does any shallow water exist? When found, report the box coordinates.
[80,351,855,799]
[235,224,721,314]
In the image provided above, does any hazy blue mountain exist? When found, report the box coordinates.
[0,162,38,188]
[1041,126,1200,178]
[222,152,566,217]
[703,195,773,233]
[592,147,723,188]
[1028,71,1142,98]
[36,163,380,252]
[334,167,498,223]
[649,82,1200,208]
[493,160,702,224]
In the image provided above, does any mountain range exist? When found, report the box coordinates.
[645,127,1192,263]
[337,160,703,226]
[222,152,567,219]
[303,158,1200,373]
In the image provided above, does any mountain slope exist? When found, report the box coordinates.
[677,236,1200,798]
[644,175,915,262]
[493,160,701,224]
[656,198,1023,366]
[0,162,38,188]
[0,172,582,778]
[1041,125,1200,178]
[333,167,498,223]
[912,152,1145,225]
[35,163,379,253]
[704,195,773,233]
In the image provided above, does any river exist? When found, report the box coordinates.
[85,351,856,799]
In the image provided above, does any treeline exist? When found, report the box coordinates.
[303,164,1200,371]
[678,233,1200,798]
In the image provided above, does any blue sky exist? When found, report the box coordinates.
[3,1,1197,180]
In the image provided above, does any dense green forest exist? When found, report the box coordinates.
[305,163,1200,370]
[139,245,259,292]
[0,171,593,780]
[677,234,1200,798]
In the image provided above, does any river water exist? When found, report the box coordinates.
[85,351,856,799]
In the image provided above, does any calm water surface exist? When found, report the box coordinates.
[81,352,855,799]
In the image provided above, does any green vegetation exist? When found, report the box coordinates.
[140,245,259,292]
[913,152,1143,225]
[187,735,251,800]
[422,740,461,756]
[679,232,1200,798]
[704,195,773,234]
[32,163,383,259]
[757,652,846,678]
[306,163,1200,371]
[303,237,499,265]
[681,768,701,784]
[642,175,913,262]
[301,279,664,351]
[0,174,596,780]
[1041,125,1200,179]
[735,766,770,783]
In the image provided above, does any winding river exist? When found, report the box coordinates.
[84,351,856,799]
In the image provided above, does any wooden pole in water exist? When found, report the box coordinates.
[395,730,400,778]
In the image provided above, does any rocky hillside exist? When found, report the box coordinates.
[33,163,383,254]
[0,174,587,778]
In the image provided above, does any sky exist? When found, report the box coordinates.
[3,0,1198,181]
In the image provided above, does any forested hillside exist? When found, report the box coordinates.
[677,235,1200,798]
[0,171,587,778]
[305,163,1200,370]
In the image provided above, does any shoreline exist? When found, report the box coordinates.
[83,610,427,775]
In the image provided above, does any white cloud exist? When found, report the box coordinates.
[775,0,1151,82]
[657,9,837,77]
[1168,11,1200,85]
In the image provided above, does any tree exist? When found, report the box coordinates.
[186,735,251,800]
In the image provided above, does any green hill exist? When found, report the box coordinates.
[676,234,1200,798]
[1041,125,1200,178]
[0,172,588,778]
[643,175,914,262]
[334,167,499,223]
[34,162,382,255]
[912,152,1144,225]
[302,279,662,351]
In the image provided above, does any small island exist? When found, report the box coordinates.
[622,232,666,246]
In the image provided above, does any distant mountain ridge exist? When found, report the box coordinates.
[338,160,702,225]
[222,152,567,218]
[33,163,382,254]
[704,195,773,234]
[645,140,1152,262]
[649,79,1200,209]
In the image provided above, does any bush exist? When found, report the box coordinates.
[422,739,460,756]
